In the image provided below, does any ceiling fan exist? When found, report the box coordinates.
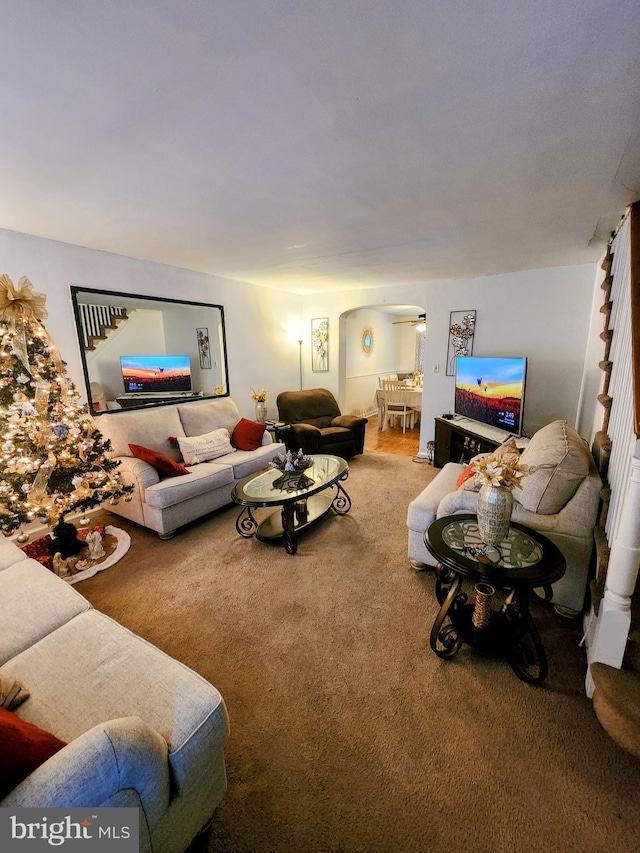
[392,313,426,327]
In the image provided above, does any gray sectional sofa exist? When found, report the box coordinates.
[407,420,602,616]
[0,533,229,853]
[97,396,284,538]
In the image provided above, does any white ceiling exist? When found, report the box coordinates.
[2,1,640,294]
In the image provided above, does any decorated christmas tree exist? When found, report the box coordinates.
[0,274,133,542]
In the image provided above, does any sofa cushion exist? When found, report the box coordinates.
[0,559,91,666]
[129,444,189,477]
[176,428,235,466]
[0,535,28,572]
[98,408,186,462]
[143,462,235,510]
[177,398,241,439]
[215,442,284,480]
[2,611,229,796]
[231,418,266,451]
[0,707,67,798]
[515,420,591,515]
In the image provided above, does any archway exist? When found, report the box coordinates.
[337,303,425,418]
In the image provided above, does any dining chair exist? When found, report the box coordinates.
[381,388,419,433]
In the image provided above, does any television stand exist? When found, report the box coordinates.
[433,417,527,468]
[115,392,202,409]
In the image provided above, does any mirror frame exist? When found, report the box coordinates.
[70,286,230,415]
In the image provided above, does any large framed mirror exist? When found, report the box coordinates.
[70,287,229,414]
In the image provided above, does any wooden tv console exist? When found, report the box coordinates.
[433,416,528,468]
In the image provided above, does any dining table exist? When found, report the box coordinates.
[375,386,423,430]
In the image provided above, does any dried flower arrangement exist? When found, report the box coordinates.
[471,439,531,489]
[250,387,268,403]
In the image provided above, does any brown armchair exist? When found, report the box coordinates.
[276,388,367,459]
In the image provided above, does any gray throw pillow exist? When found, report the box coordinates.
[515,420,590,514]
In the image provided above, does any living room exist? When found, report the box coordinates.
[2,3,640,853]
[0,228,598,444]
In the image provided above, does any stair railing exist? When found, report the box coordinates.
[77,304,128,351]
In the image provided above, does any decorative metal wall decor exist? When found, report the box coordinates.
[196,327,211,369]
[446,310,476,376]
[311,317,329,372]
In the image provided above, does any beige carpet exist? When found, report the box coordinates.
[80,453,640,853]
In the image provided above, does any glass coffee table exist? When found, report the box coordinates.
[232,454,351,554]
[424,514,566,684]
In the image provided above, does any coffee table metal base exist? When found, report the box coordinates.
[235,481,351,555]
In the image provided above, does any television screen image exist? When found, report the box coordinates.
[454,356,527,435]
[120,355,192,394]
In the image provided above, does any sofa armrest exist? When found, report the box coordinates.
[436,488,480,517]
[1,717,170,824]
[281,423,321,454]
[331,415,367,429]
[290,423,321,436]
[114,456,161,490]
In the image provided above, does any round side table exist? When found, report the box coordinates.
[424,514,566,684]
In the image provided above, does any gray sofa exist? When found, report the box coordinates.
[97,397,284,538]
[407,420,602,616]
[0,533,229,853]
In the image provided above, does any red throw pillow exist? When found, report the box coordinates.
[128,444,189,476]
[456,463,476,490]
[0,707,67,797]
[231,418,266,451]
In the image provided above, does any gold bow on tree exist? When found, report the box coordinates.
[0,275,48,324]
[0,274,62,381]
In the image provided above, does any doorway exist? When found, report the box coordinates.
[338,304,425,457]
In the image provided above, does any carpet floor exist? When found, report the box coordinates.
[80,452,640,853]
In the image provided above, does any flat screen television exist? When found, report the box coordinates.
[120,355,192,394]
[454,356,527,436]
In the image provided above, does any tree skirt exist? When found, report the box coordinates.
[19,525,131,584]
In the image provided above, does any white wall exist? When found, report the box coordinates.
[0,228,303,422]
[421,265,597,440]
[302,264,596,450]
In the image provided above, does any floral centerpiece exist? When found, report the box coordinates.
[471,453,529,490]
[470,440,530,546]
[269,449,314,473]
[269,449,315,491]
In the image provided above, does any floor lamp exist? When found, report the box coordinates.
[298,338,304,390]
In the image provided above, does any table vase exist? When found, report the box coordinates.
[472,583,495,630]
[477,483,513,546]
[254,401,267,423]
